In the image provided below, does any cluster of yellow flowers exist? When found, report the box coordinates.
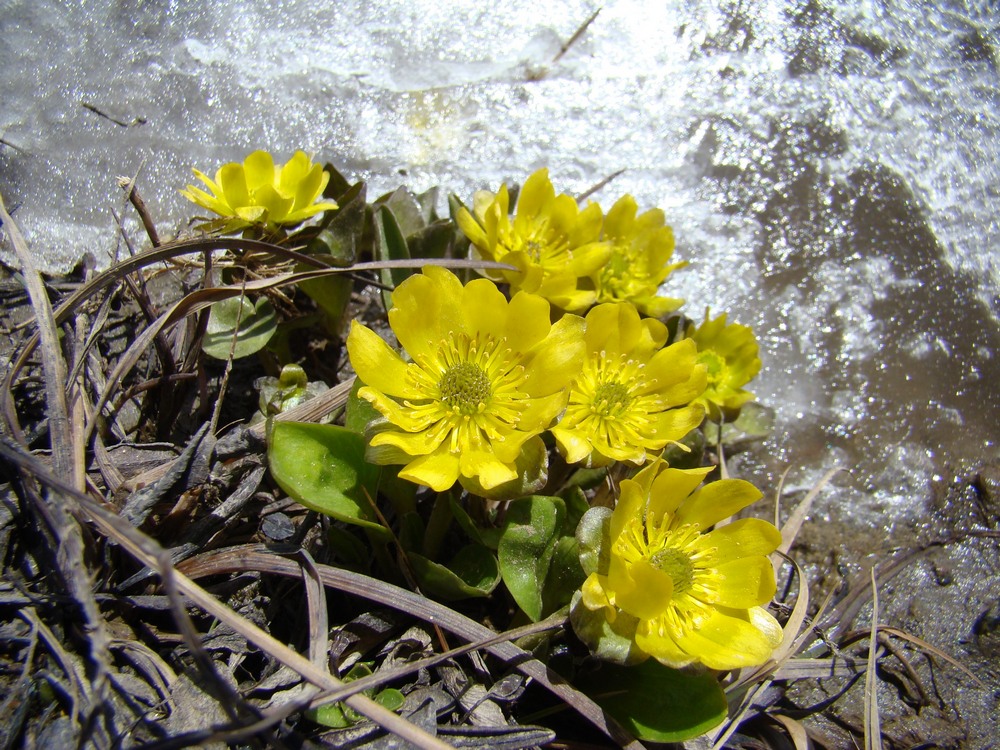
[182,154,778,672]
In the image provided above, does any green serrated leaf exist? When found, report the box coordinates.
[268,422,387,538]
[577,657,728,742]
[498,496,565,622]
[408,544,500,600]
[202,295,277,360]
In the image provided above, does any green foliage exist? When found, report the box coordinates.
[202,295,276,360]
[497,495,584,622]
[307,663,405,728]
[267,422,388,538]
[576,658,727,742]
[408,543,501,600]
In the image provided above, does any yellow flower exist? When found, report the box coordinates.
[686,310,762,422]
[455,168,611,313]
[346,266,585,494]
[180,150,338,233]
[571,459,783,670]
[593,195,687,317]
[551,303,706,467]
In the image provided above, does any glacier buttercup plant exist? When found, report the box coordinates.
[455,168,611,313]
[346,265,585,496]
[551,302,707,467]
[572,458,783,670]
[181,149,338,234]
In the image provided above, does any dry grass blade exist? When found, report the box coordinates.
[0,440,454,750]
[864,568,883,750]
[777,467,845,557]
[878,626,985,687]
[175,545,647,750]
[1,191,116,734]
[306,612,568,709]
[770,713,812,750]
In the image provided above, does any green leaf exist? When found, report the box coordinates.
[542,535,586,615]
[568,590,644,666]
[307,180,368,265]
[374,204,412,311]
[307,662,404,728]
[497,496,565,622]
[345,378,381,435]
[408,544,500,600]
[376,187,426,237]
[297,272,352,332]
[406,219,455,259]
[577,658,728,742]
[268,422,387,538]
[449,495,502,550]
[576,506,612,577]
[202,295,277,360]
[561,485,590,536]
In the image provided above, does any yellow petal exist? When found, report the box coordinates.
[218,162,250,208]
[456,206,488,249]
[580,573,613,611]
[611,558,674,621]
[714,556,777,608]
[646,466,713,521]
[253,183,295,222]
[520,314,585,396]
[388,269,464,363]
[345,321,422,399]
[551,425,594,465]
[504,291,552,353]
[279,151,310,196]
[748,606,785,649]
[398,449,460,491]
[290,161,325,209]
[516,168,554,221]
[243,150,275,190]
[675,609,776,670]
[459,450,517,489]
[461,278,509,340]
[699,518,782,564]
[674,478,763,530]
[634,621,695,669]
[605,195,637,238]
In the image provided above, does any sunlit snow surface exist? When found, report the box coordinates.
[1,0,998,522]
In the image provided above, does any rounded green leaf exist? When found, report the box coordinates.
[408,544,500,601]
[498,496,565,622]
[576,506,612,577]
[268,422,387,537]
[577,658,728,743]
[202,295,276,360]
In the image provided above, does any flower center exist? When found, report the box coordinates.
[652,548,695,594]
[592,380,632,417]
[439,362,492,415]
[697,350,728,389]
